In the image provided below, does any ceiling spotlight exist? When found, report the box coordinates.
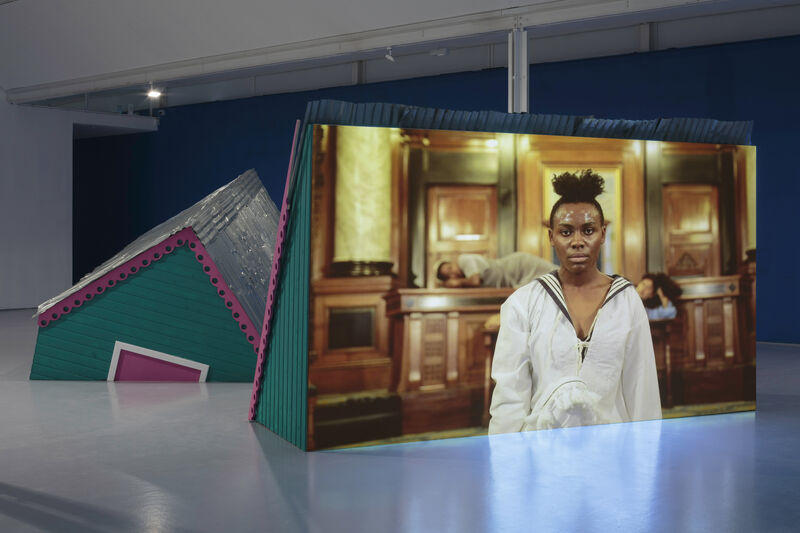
[147,82,162,99]
[385,46,395,62]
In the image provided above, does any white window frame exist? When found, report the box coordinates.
[108,341,209,382]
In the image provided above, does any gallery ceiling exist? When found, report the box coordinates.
[1,0,799,112]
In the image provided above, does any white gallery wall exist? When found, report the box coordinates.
[0,94,156,310]
[0,96,72,309]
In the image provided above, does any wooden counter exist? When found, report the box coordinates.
[385,287,512,433]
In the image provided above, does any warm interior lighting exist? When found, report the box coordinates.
[485,139,499,148]
[455,234,482,241]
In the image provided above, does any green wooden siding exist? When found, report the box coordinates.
[255,130,310,450]
[31,246,256,381]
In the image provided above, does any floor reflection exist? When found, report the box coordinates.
[1,307,798,533]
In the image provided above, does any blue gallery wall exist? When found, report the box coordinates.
[75,35,800,343]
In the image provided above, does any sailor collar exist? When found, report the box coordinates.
[536,271,633,329]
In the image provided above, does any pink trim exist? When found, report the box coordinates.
[249,120,301,421]
[38,227,259,351]
[184,228,260,351]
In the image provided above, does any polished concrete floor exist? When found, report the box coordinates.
[1,307,799,533]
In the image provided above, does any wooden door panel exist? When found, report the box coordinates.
[436,195,493,241]
[666,244,714,277]
[426,185,497,287]
[458,313,497,386]
[663,184,720,276]
[664,188,716,235]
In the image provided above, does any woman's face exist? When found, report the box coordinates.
[549,202,605,275]
[636,278,654,299]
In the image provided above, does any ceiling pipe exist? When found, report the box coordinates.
[507,17,528,113]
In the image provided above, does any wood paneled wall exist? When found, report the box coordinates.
[651,275,756,407]
[645,142,744,275]
[310,125,406,283]
[308,127,757,439]
[309,126,404,394]
[309,277,397,394]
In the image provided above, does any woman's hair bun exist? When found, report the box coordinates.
[551,169,605,202]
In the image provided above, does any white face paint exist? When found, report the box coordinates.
[560,209,576,224]
[554,206,599,226]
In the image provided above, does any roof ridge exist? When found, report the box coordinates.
[38,169,275,319]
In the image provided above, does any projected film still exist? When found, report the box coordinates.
[306,125,756,450]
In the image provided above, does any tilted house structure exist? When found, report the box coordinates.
[31,170,278,382]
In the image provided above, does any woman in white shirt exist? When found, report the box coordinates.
[489,170,662,434]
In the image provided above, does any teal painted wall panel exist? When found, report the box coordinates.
[255,130,310,449]
[31,246,256,381]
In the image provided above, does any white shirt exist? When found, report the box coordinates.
[489,272,662,434]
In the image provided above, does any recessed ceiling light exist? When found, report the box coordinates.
[147,89,162,99]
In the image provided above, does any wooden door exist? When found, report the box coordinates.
[426,185,497,287]
[663,184,720,277]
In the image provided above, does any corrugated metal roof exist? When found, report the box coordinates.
[303,100,580,136]
[38,170,279,329]
[302,100,753,144]
[574,117,661,140]
[652,117,753,144]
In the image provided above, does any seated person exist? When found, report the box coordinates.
[636,272,683,320]
[436,252,556,288]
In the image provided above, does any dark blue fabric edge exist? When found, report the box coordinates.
[301,99,753,145]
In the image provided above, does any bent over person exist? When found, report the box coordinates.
[488,170,661,434]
